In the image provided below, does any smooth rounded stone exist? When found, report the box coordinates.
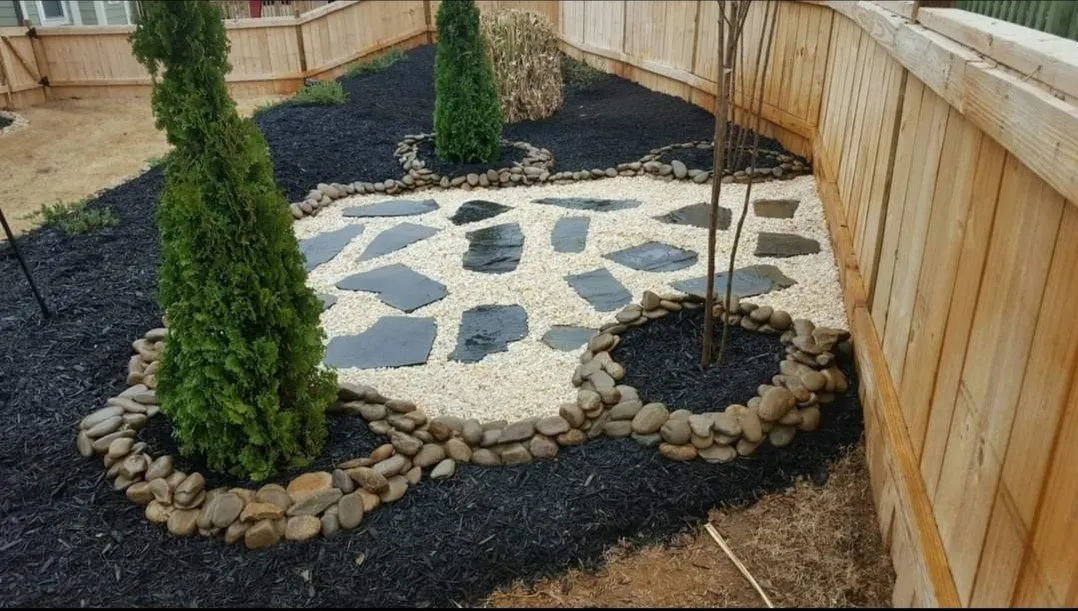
[357,402,386,421]
[349,467,390,493]
[631,403,669,434]
[609,399,644,421]
[798,407,822,431]
[245,519,281,549]
[760,420,774,434]
[107,436,135,459]
[747,305,772,324]
[86,416,123,439]
[122,412,149,428]
[815,353,835,368]
[142,455,172,481]
[535,416,571,437]
[336,457,370,470]
[779,406,803,426]
[148,478,172,504]
[643,308,669,320]
[225,520,249,545]
[286,471,331,503]
[379,475,409,503]
[255,484,291,511]
[588,333,615,352]
[577,389,602,412]
[462,420,483,445]
[480,429,502,448]
[558,403,585,428]
[471,448,502,466]
[769,425,798,447]
[799,369,828,392]
[758,387,796,422]
[387,414,417,433]
[738,410,764,443]
[688,413,715,437]
[737,438,761,456]
[590,371,616,391]
[725,404,747,418]
[792,335,824,356]
[369,420,392,435]
[390,431,423,456]
[778,375,811,402]
[822,367,849,392]
[285,515,322,541]
[660,418,692,445]
[499,442,533,465]
[240,501,283,522]
[482,419,508,432]
[498,420,536,444]
[404,410,428,427]
[769,310,793,331]
[692,430,716,448]
[529,435,559,459]
[616,385,639,403]
[699,444,738,464]
[208,492,244,528]
[615,304,643,323]
[337,493,365,530]
[659,443,698,461]
[671,160,688,178]
[328,468,354,494]
[76,431,94,458]
[407,464,425,484]
[603,420,633,437]
[349,490,378,515]
[287,488,343,516]
[386,399,416,414]
[640,290,661,310]
[556,428,587,446]
[413,443,446,468]
[669,408,692,420]
[792,318,815,338]
[81,406,124,430]
[167,508,200,536]
[120,454,149,479]
[367,444,394,464]
[174,472,205,507]
[428,421,453,442]
[598,386,622,405]
[431,458,457,481]
[126,481,154,505]
[431,415,465,433]
[106,459,124,480]
[740,317,761,331]
[442,438,472,463]
[145,499,172,524]
[321,513,341,539]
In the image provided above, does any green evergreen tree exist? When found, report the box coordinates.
[131,0,337,481]
[433,0,504,163]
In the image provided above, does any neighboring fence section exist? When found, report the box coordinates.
[957,0,1078,40]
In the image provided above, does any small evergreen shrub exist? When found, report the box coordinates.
[131,0,337,481]
[289,80,347,106]
[29,200,119,235]
[433,0,503,163]
[480,9,563,123]
[345,48,405,77]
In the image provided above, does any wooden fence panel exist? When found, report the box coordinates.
[581,1,625,55]
[300,0,427,78]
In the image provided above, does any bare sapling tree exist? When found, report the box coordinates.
[701,0,781,367]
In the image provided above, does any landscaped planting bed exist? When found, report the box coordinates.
[0,43,856,608]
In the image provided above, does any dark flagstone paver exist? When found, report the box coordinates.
[463,222,524,274]
[604,241,698,272]
[299,225,364,272]
[449,305,529,363]
[342,199,439,218]
[565,268,633,312]
[358,222,439,261]
[533,197,641,212]
[324,316,437,369]
[755,232,820,258]
[551,217,590,253]
[753,198,800,218]
[669,264,796,299]
[654,202,730,230]
[450,200,513,225]
[317,293,338,311]
[541,326,595,351]
[336,263,447,313]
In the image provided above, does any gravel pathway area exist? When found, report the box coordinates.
[298,175,845,422]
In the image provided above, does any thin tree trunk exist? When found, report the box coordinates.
[701,0,730,368]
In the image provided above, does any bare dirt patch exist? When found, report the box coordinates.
[487,440,894,608]
[0,96,282,237]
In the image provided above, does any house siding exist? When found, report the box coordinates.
[0,1,19,27]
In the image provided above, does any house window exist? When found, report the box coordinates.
[36,0,69,24]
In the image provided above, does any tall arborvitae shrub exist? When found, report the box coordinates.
[434,0,503,163]
[130,1,337,481]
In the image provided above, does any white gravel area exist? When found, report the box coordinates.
[295,175,847,422]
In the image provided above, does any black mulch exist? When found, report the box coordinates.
[612,310,788,413]
[412,139,527,179]
[0,114,12,130]
[0,48,849,607]
[255,45,801,201]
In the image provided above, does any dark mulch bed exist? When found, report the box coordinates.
[412,139,528,179]
[613,310,787,413]
[0,114,12,130]
[255,45,801,201]
[0,49,846,608]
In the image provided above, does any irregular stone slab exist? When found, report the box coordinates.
[533,197,641,212]
[343,199,439,218]
[753,198,800,218]
[463,222,524,274]
[541,326,594,351]
[565,268,632,312]
[754,232,821,258]
[336,263,447,313]
[358,223,439,261]
[670,264,796,298]
[449,305,528,363]
[449,200,513,225]
[317,293,338,312]
[299,225,364,272]
[551,217,590,253]
[604,241,698,272]
[324,317,437,369]
[654,202,730,230]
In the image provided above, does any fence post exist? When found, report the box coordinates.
[294,6,308,78]
[423,0,433,43]
[0,43,13,109]
[22,20,50,99]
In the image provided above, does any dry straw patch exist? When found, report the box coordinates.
[481,8,563,123]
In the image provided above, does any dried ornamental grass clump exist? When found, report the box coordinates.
[480,8,564,124]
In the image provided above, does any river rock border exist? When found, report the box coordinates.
[75,288,850,550]
[286,135,812,220]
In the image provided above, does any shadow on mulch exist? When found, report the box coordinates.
[0,114,12,130]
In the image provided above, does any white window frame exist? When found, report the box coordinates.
[34,0,70,25]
